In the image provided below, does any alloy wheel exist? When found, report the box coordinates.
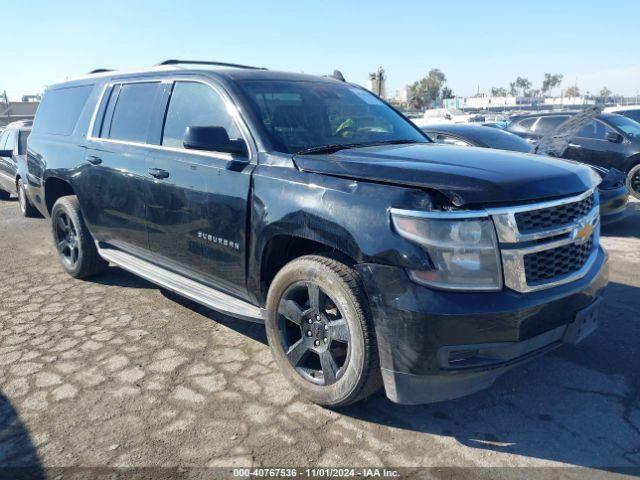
[54,213,80,268]
[277,282,350,385]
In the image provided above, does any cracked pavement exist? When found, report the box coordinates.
[0,197,638,473]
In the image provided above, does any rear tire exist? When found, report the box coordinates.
[51,195,107,278]
[265,255,381,407]
[17,179,39,218]
[626,163,640,200]
[0,189,10,200]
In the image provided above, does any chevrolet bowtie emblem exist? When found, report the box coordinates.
[572,221,594,244]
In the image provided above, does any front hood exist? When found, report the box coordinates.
[294,143,599,207]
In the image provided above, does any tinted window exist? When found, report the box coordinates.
[33,85,93,135]
[108,83,159,142]
[532,116,570,134]
[433,133,471,146]
[518,118,536,130]
[238,80,426,154]
[606,115,640,140]
[18,130,30,155]
[621,110,640,123]
[577,120,613,140]
[162,82,241,148]
[474,128,533,153]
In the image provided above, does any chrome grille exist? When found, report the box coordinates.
[515,194,594,233]
[489,188,600,293]
[524,234,594,283]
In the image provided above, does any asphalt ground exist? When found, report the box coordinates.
[0,196,638,478]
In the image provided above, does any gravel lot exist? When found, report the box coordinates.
[0,196,638,476]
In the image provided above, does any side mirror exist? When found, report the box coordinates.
[605,131,624,143]
[183,126,247,156]
[0,149,13,157]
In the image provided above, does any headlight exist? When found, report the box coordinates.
[391,210,502,291]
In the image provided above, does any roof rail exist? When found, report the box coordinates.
[88,69,113,74]
[157,59,266,70]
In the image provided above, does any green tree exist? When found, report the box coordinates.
[491,87,508,97]
[600,86,612,100]
[441,86,454,99]
[541,73,563,95]
[508,82,517,96]
[565,84,580,98]
[409,68,447,109]
[515,77,532,96]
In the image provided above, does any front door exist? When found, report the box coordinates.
[564,120,627,169]
[145,80,254,299]
[79,81,162,257]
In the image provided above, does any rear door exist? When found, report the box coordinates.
[0,129,17,193]
[145,79,255,298]
[564,120,627,168]
[82,81,161,257]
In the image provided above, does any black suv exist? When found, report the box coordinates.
[0,120,39,216]
[27,61,608,406]
[507,111,640,199]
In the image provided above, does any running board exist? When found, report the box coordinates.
[97,245,264,323]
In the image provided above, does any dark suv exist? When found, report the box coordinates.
[27,61,608,406]
[507,111,640,199]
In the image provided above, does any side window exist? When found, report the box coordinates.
[577,121,613,140]
[4,130,16,152]
[108,82,160,143]
[0,130,8,150]
[162,82,241,149]
[18,130,30,155]
[435,134,471,146]
[518,118,536,131]
[532,116,569,134]
[32,85,93,136]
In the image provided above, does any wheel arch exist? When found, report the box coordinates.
[44,175,76,214]
[256,233,359,305]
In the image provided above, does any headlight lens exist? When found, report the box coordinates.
[391,212,502,291]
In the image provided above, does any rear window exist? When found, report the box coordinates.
[531,116,570,134]
[107,82,159,143]
[33,85,93,135]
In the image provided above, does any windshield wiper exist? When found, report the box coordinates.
[296,139,425,155]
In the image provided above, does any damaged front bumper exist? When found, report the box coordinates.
[355,247,609,405]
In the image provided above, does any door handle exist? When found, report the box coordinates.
[86,155,102,165]
[148,168,170,179]
[568,143,581,148]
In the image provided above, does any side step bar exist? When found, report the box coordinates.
[97,245,264,323]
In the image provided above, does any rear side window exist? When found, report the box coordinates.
[531,116,570,134]
[108,82,160,143]
[33,85,93,135]
[18,130,30,155]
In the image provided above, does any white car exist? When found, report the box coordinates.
[414,108,472,127]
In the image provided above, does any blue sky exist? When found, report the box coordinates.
[3,0,640,100]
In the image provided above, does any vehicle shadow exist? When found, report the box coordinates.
[338,280,640,471]
[0,392,45,479]
[86,265,157,290]
[602,202,640,238]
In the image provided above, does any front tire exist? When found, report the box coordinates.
[265,255,381,407]
[17,179,39,218]
[51,195,107,278]
[627,163,640,200]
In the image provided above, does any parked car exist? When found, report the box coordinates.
[422,123,629,224]
[0,120,39,217]
[604,105,640,123]
[506,111,640,199]
[414,107,472,126]
[27,60,607,406]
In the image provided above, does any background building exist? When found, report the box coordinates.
[368,67,386,98]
